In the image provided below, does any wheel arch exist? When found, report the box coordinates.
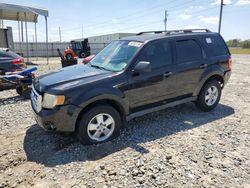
[75,98,127,132]
[193,72,224,96]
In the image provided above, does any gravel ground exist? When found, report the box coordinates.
[0,56,250,187]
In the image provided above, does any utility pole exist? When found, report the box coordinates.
[164,10,168,32]
[218,0,224,33]
[59,27,62,42]
[82,24,84,39]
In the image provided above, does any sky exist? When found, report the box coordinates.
[1,0,250,42]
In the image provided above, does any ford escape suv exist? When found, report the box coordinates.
[31,29,232,144]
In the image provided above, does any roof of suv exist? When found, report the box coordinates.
[122,29,218,43]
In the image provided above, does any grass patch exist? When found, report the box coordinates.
[229,48,250,54]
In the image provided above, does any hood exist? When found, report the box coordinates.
[35,64,112,92]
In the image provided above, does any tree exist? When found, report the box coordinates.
[240,40,250,48]
[227,39,241,47]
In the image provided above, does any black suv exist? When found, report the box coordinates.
[31,29,232,144]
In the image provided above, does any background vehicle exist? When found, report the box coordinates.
[0,67,37,98]
[64,39,91,59]
[31,29,232,145]
[0,48,26,75]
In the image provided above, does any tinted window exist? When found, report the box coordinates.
[137,40,172,69]
[176,39,202,63]
[203,36,228,57]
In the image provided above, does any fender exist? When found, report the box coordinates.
[72,87,130,115]
[193,64,225,96]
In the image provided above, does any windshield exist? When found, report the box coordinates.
[90,40,142,72]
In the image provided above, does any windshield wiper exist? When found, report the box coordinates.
[90,64,110,71]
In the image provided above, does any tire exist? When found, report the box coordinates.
[80,52,86,58]
[16,86,23,95]
[196,80,221,112]
[66,53,72,60]
[76,105,122,145]
[22,88,31,99]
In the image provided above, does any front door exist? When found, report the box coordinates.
[128,39,176,112]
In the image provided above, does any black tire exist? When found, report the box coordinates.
[76,105,122,145]
[80,52,86,58]
[22,88,31,99]
[196,80,221,112]
[16,86,23,95]
[66,53,72,60]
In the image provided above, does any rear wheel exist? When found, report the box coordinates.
[196,80,221,112]
[76,105,122,145]
[80,52,86,58]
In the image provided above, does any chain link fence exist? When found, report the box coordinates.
[13,42,108,57]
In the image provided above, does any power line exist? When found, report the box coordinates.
[62,0,191,32]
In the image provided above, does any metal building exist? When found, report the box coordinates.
[0,26,14,49]
[75,33,136,54]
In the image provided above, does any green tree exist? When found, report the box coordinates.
[227,39,241,47]
[240,40,250,48]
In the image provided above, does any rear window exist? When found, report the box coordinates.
[176,39,202,63]
[202,36,228,57]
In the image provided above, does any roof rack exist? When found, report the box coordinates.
[136,29,211,36]
[136,30,166,35]
[165,29,211,35]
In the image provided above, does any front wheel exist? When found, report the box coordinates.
[66,53,72,60]
[76,105,122,145]
[196,80,221,112]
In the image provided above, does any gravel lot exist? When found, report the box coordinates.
[0,56,249,187]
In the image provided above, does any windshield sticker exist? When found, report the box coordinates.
[128,41,143,47]
[206,38,212,44]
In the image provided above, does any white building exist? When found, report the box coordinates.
[75,33,136,54]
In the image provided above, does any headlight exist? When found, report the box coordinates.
[42,93,65,109]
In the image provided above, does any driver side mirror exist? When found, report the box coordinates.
[132,61,151,74]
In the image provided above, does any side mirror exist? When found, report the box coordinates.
[133,61,151,74]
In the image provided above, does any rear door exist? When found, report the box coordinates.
[128,39,176,111]
[173,37,207,96]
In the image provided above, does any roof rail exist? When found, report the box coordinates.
[136,30,166,35]
[165,29,211,35]
[136,29,211,36]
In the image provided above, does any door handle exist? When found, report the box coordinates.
[164,72,173,77]
[200,64,208,69]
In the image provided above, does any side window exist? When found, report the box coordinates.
[203,36,228,57]
[176,39,202,63]
[137,40,172,69]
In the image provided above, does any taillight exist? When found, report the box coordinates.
[11,58,24,65]
[227,57,233,70]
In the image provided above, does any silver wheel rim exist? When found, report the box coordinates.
[205,86,219,106]
[87,113,115,142]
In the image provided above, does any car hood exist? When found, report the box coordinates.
[35,64,112,92]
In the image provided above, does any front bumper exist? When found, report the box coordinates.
[32,104,82,132]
